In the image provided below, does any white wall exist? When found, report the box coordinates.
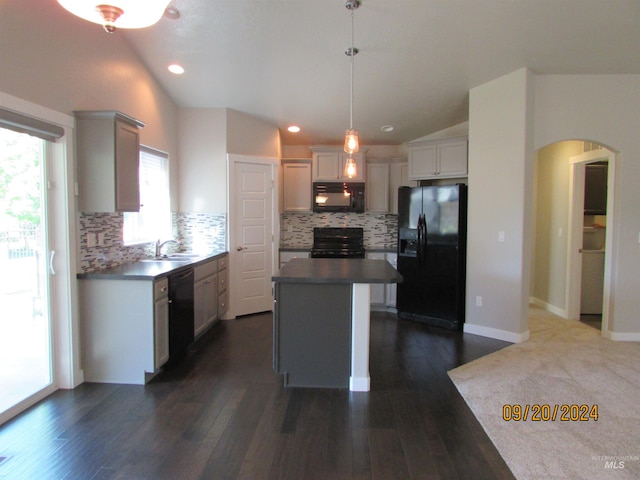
[227,109,281,158]
[466,68,534,342]
[534,75,640,336]
[0,0,180,210]
[468,71,640,340]
[531,141,583,313]
[177,109,228,213]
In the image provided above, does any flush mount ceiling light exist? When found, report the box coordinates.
[57,0,172,33]
[287,125,301,133]
[343,0,360,178]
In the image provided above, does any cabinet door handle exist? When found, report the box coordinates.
[161,286,167,293]
[167,299,173,304]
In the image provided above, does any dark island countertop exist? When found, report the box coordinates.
[77,250,228,281]
[273,258,403,284]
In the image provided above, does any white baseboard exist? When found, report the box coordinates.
[529,296,568,318]
[603,330,640,341]
[463,323,530,343]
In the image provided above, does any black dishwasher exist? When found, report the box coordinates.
[166,268,194,367]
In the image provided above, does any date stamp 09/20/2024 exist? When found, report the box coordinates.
[501,404,640,471]
[502,403,599,422]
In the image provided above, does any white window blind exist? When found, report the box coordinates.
[123,146,170,245]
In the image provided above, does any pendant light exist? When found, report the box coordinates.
[343,0,360,178]
[57,0,172,33]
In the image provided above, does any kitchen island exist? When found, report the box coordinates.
[272,258,402,391]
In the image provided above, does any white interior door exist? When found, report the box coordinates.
[228,156,276,317]
[567,149,616,333]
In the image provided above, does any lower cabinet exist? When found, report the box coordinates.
[217,256,229,318]
[194,259,218,337]
[193,253,229,336]
[153,278,170,369]
[367,252,398,308]
[367,252,387,304]
[79,278,169,384]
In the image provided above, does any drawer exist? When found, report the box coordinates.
[194,259,217,282]
[218,289,228,316]
[218,268,228,293]
[217,254,228,271]
[154,278,168,300]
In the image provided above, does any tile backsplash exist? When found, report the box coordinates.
[78,212,226,273]
[78,210,395,272]
[280,212,397,249]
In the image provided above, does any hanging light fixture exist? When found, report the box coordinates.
[343,0,360,178]
[57,0,172,33]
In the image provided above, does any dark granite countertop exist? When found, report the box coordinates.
[77,251,228,281]
[273,258,403,284]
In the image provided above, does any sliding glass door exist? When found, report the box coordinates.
[0,127,53,415]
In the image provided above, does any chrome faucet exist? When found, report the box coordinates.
[155,239,179,257]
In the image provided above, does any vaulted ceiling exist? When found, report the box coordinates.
[108,1,640,145]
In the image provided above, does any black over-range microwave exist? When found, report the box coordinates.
[313,182,365,213]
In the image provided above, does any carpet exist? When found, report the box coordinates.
[449,306,640,480]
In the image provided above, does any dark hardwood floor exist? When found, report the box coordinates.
[0,311,515,480]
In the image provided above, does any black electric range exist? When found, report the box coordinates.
[310,227,365,258]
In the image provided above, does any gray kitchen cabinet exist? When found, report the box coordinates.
[153,278,170,368]
[367,253,387,305]
[385,252,398,308]
[75,110,145,212]
[217,254,229,318]
[407,136,467,180]
[282,160,312,212]
[310,147,367,182]
[366,162,390,213]
[79,276,168,384]
[194,258,218,338]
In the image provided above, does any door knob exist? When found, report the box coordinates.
[236,246,247,251]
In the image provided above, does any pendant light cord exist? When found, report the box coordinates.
[350,7,354,130]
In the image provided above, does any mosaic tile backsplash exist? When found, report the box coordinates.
[79,212,226,273]
[79,210,394,272]
[280,212,398,249]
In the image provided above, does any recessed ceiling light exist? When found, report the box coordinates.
[287,125,301,133]
[380,125,394,132]
[168,64,184,74]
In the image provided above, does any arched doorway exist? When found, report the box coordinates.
[530,140,616,336]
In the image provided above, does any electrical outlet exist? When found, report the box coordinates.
[475,296,483,307]
[498,231,505,242]
[86,232,97,248]
[97,232,105,246]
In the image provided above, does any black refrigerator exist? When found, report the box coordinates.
[396,184,467,330]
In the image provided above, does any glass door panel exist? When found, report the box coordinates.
[0,128,52,415]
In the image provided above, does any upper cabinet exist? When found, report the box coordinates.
[406,136,467,180]
[310,147,367,182]
[282,160,312,212]
[75,110,145,212]
[366,162,390,213]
